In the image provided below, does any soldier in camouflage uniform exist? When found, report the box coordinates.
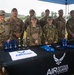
[0,10,11,49]
[24,9,39,30]
[66,10,74,41]
[53,9,66,42]
[6,8,24,40]
[40,9,50,28]
[40,9,50,44]
[0,10,11,75]
[26,16,42,46]
[43,17,58,44]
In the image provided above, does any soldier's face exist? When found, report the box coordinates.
[59,12,63,17]
[47,20,53,24]
[45,11,50,16]
[30,12,35,16]
[0,15,5,22]
[31,19,37,24]
[70,12,74,18]
[11,10,18,17]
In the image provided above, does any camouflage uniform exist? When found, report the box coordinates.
[0,21,11,48]
[53,17,66,42]
[26,24,42,46]
[0,10,10,75]
[40,16,48,28]
[25,16,39,30]
[7,17,24,40]
[0,21,9,74]
[24,17,31,29]
[66,18,74,41]
[40,9,50,44]
[40,9,50,28]
[43,24,58,44]
[40,16,51,44]
[0,10,11,49]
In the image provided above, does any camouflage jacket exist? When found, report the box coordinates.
[7,17,24,39]
[25,16,39,30]
[66,18,74,41]
[40,16,49,28]
[26,24,42,46]
[43,24,58,44]
[53,17,66,41]
[0,21,11,47]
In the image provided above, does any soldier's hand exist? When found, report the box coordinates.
[45,41,48,45]
[7,39,10,43]
[54,41,57,43]
[35,40,39,44]
[15,33,21,38]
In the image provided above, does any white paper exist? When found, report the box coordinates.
[9,49,37,61]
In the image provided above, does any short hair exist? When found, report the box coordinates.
[31,16,37,20]
[47,16,53,20]
[70,10,74,14]
[0,10,5,15]
[45,9,50,12]
[11,8,17,12]
[29,9,35,13]
[58,9,63,13]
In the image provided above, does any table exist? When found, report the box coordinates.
[0,44,74,75]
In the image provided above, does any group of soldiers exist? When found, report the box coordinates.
[0,8,74,75]
[25,9,74,46]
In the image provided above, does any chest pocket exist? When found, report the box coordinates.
[44,27,49,34]
[57,21,63,28]
[31,27,40,40]
[32,33,39,40]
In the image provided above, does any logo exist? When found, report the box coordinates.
[46,65,69,75]
[53,53,66,65]
[16,51,31,56]
[46,53,69,75]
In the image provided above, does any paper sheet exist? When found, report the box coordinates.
[9,49,37,61]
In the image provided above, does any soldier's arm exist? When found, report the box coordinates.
[38,26,43,45]
[52,19,57,28]
[26,26,31,45]
[42,26,48,42]
[24,18,29,30]
[66,21,73,35]
[54,28,58,43]
[40,18,45,28]
[6,19,14,39]
[20,20,24,35]
[4,25,11,40]
[39,18,43,27]
[61,19,66,38]
[14,20,25,39]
